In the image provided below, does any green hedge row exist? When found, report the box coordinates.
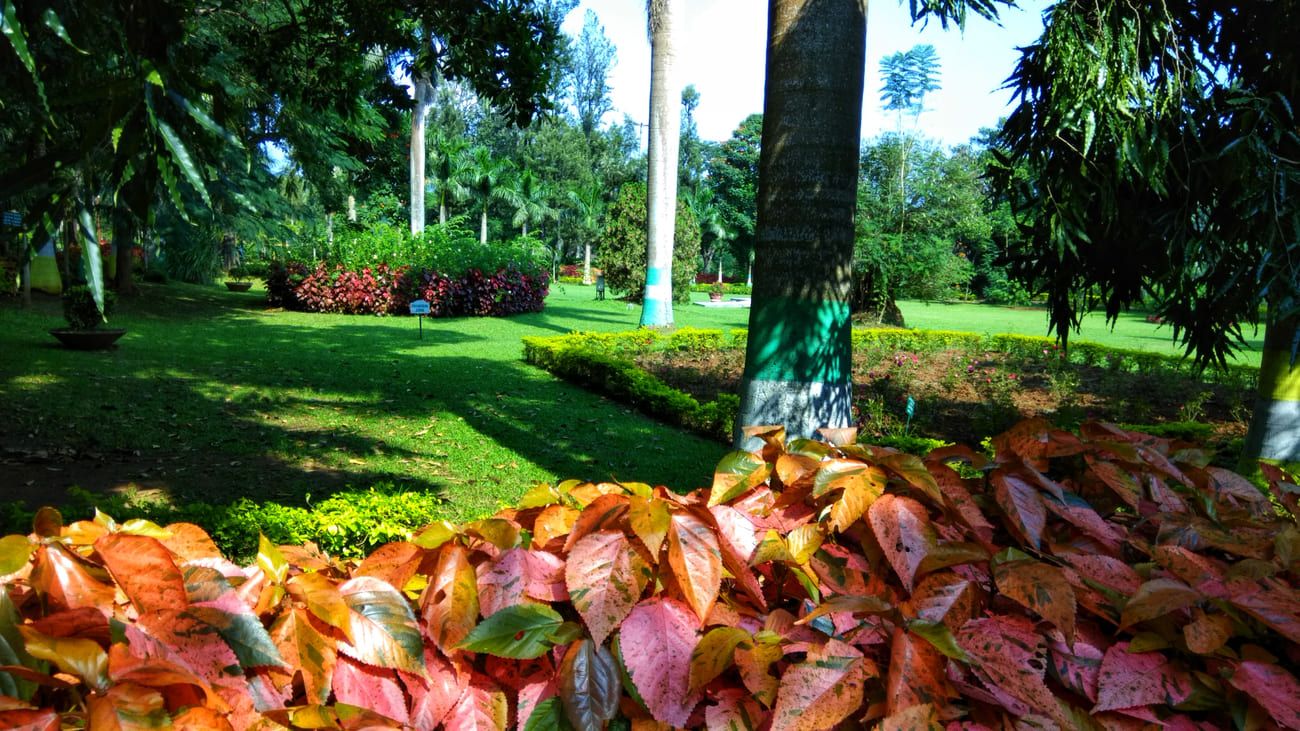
[522,333,739,443]
[1,485,446,562]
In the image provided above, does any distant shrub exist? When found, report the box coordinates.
[598,182,700,303]
[60,286,115,329]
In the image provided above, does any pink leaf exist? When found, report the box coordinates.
[1094,642,1193,713]
[868,494,935,592]
[332,655,408,726]
[566,530,649,647]
[477,549,535,618]
[710,505,759,562]
[770,638,866,731]
[620,598,702,727]
[706,688,768,731]
[442,673,508,731]
[1063,555,1143,595]
[993,470,1046,549]
[1228,661,1300,731]
[523,550,567,602]
[956,615,1061,724]
[406,649,465,730]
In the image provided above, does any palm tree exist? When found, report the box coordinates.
[409,68,436,236]
[428,134,467,226]
[499,169,556,238]
[733,0,868,447]
[567,183,604,284]
[457,147,512,245]
[639,0,684,328]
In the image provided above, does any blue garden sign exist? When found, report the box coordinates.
[409,299,430,338]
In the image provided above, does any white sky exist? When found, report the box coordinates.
[561,0,1050,146]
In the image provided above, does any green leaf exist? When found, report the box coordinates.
[41,9,84,53]
[457,604,566,659]
[689,627,751,691]
[0,535,34,576]
[167,91,242,147]
[524,697,576,731]
[1,1,47,110]
[187,606,287,670]
[518,483,562,509]
[257,534,288,584]
[77,208,104,320]
[156,119,211,207]
[906,619,972,663]
[412,520,458,549]
[709,450,771,506]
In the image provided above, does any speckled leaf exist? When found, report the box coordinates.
[1119,578,1199,629]
[668,513,722,623]
[564,495,630,553]
[94,534,186,614]
[868,495,934,592]
[408,649,466,729]
[620,598,702,726]
[1183,610,1233,655]
[827,466,887,532]
[994,559,1076,642]
[1228,661,1300,731]
[887,627,951,715]
[270,608,336,704]
[87,683,170,730]
[957,615,1060,723]
[444,673,508,731]
[628,496,670,558]
[710,451,772,506]
[287,572,352,641]
[705,688,767,731]
[770,638,865,731]
[1093,641,1192,713]
[878,453,943,505]
[785,524,823,566]
[458,604,565,659]
[567,530,648,647]
[880,702,941,731]
[735,642,782,708]
[423,543,479,652]
[478,549,532,618]
[689,626,751,691]
[1087,457,1143,509]
[533,505,580,547]
[558,638,619,731]
[993,470,1047,549]
[333,655,409,726]
[903,573,976,631]
[338,576,424,675]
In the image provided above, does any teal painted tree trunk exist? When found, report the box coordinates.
[640,0,684,328]
[735,0,867,447]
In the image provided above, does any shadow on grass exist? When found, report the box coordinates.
[0,286,723,519]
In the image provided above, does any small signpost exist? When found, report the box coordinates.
[409,299,430,339]
[904,395,916,435]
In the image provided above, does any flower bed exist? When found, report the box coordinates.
[265,261,548,317]
[1,422,1296,729]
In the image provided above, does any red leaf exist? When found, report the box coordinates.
[95,534,186,614]
[667,512,723,623]
[956,615,1061,724]
[477,549,535,618]
[407,649,466,729]
[903,572,977,631]
[1063,555,1143,595]
[994,560,1076,643]
[770,638,866,731]
[868,494,935,592]
[566,530,648,647]
[705,688,768,731]
[1228,661,1300,730]
[886,627,951,715]
[27,545,115,612]
[1226,578,1300,644]
[1093,641,1193,713]
[619,598,702,727]
[333,655,409,726]
[443,673,508,730]
[1048,626,1106,702]
[992,470,1046,549]
[355,541,425,591]
[0,710,59,731]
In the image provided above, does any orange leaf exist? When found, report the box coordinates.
[171,707,234,731]
[27,544,115,612]
[886,627,951,716]
[827,466,887,533]
[903,572,977,631]
[667,512,722,624]
[287,572,352,641]
[270,608,336,704]
[87,683,169,730]
[158,523,222,562]
[355,542,425,592]
[532,505,579,547]
[994,559,1077,643]
[564,494,630,553]
[422,544,479,653]
[1119,578,1200,630]
[1184,610,1233,655]
[771,638,866,731]
[94,534,187,614]
[992,469,1046,549]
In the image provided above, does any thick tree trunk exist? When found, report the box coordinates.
[734,0,867,448]
[409,73,434,236]
[639,0,684,328]
[583,242,592,284]
[1241,311,1300,466]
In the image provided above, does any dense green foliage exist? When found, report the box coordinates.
[59,286,114,330]
[597,182,701,303]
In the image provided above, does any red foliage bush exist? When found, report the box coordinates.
[1,420,1297,729]
[694,272,745,284]
[559,264,581,279]
[264,261,548,317]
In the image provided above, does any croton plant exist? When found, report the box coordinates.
[0,419,1297,730]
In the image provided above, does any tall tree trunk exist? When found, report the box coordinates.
[409,72,434,236]
[639,0,684,328]
[439,197,447,226]
[522,220,529,238]
[20,257,30,307]
[113,210,136,294]
[480,208,488,245]
[734,0,866,448]
[583,242,592,284]
[1241,310,1300,466]
[347,195,357,222]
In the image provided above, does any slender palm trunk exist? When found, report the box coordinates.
[1241,311,1300,466]
[639,0,684,328]
[582,243,592,284]
[347,195,357,222]
[522,221,529,238]
[409,73,434,236]
[734,0,867,448]
[439,196,447,226]
[480,208,488,245]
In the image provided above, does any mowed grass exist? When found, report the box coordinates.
[0,282,1257,524]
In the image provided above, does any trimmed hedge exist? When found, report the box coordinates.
[265,261,549,317]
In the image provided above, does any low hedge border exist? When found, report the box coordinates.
[523,326,1259,450]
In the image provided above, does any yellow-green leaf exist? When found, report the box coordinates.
[689,627,751,691]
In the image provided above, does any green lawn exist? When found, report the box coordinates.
[0,283,1257,525]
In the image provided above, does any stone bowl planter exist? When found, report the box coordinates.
[49,328,127,350]
[225,281,253,292]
